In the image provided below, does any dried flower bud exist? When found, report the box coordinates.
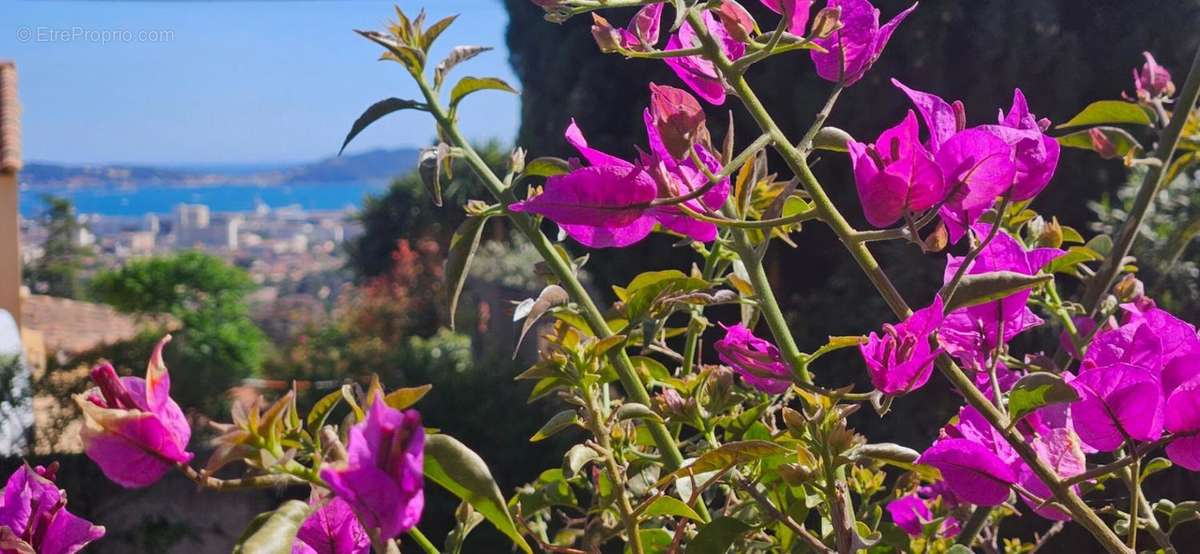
[590,14,621,53]
[1036,216,1063,248]
[649,82,708,160]
[1113,274,1145,303]
[715,0,757,43]
[654,389,695,420]
[808,6,842,40]
[509,147,526,175]
[923,221,948,252]
[1133,51,1175,101]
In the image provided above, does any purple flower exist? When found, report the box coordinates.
[886,494,930,536]
[320,394,425,539]
[860,296,944,395]
[1165,375,1200,471]
[648,83,708,162]
[934,130,1016,242]
[1069,363,1164,452]
[976,89,1060,202]
[511,101,730,248]
[293,493,371,554]
[618,3,664,51]
[73,336,193,488]
[1131,52,1176,101]
[939,225,1063,371]
[891,79,964,153]
[664,11,745,105]
[810,0,916,86]
[918,438,1016,506]
[1016,428,1086,520]
[848,111,945,227]
[0,464,105,554]
[1121,305,1200,395]
[760,0,815,35]
[714,323,793,394]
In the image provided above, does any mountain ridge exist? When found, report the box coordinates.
[20,148,421,189]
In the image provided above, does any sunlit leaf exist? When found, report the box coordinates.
[686,517,751,554]
[944,271,1052,312]
[232,500,311,554]
[385,384,433,410]
[450,76,518,109]
[530,410,581,442]
[434,45,492,90]
[446,215,490,330]
[425,434,533,553]
[340,98,425,155]
[1007,372,1080,424]
[1056,100,1153,129]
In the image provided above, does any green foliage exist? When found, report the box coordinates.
[25,195,92,299]
[87,251,265,414]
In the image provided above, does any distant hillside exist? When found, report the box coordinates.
[21,148,421,189]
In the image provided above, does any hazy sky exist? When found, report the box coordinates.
[0,0,519,165]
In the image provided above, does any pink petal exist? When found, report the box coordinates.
[919,438,1016,506]
[891,79,959,151]
[1070,364,1164,452]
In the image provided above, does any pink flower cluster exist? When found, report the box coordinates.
[851,82,1060,241]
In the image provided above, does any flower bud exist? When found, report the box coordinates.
[1113,274,1145,303]
[715,0,757,43]
[590,14,621,53]
[1133,51,1175,101]
[808,6,842,39]
[654,389,696,420]
[1036,216,1063,248]
[923,221,948,252]
[630,3,663,47]
[1088,128,1119,159]
[649,82,708,160]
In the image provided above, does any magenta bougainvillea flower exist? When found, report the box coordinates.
[976,89,1060,202]
[715,323,793,394]
[1165,375,1200,471]
[933,130,1016,242]
[939,225,1063,372]
[885,494,930,536]
[1016,428,1086,520]
[1121,304,1200,395]
[1131,52,1176,101]
[848,111,945,227]
[664,11,745,104]
[617,3,663,51]
[860,296,944,395]
[293,493,371,554]
[73,336,193,488]
[320,393,425,539]
[918,438,1016,506]
[0,464,105,554]
[810,0,916,86]
[759,0,814,34]
[1069,363,1164,452]
[648,83,708,161]
[891,79,963,153]
[511,89,730,248]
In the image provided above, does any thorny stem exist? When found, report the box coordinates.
[1081,45,1200,313]
[683,9,1132,553]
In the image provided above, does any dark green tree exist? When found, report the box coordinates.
[26,196,92,299]
[89,251,266,415]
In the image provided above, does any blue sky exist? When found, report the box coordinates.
[0,0,518,165]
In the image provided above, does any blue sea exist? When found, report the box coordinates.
[18,182,390,218]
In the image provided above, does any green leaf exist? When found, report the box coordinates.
[664,440,790,484]
[514,285,570,353]
[450,76,518,109]
[384,384,433,410]
[1006,372,1080,424]
[425,434,533,553]
[944,271,1053,312]
[642,495,703,522]
[1056,100,1153,129]
[434,45,492,90]
[340,97,425,155]
[563,443,601,477]
[686,517,751,554]
[629,528,674,554]
[1141,457,1172,481]
[520,156,571,179]
[421,15,458,52]
[305,388,343,435]
[529,409,580,442]
[446,215,490,330]
[615,402,663,423]
[1171,501,1200,530]
[1086,234,1114,257]
[945,545,975,554]
[1046,246,1104,275]
[232,500,311,554]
